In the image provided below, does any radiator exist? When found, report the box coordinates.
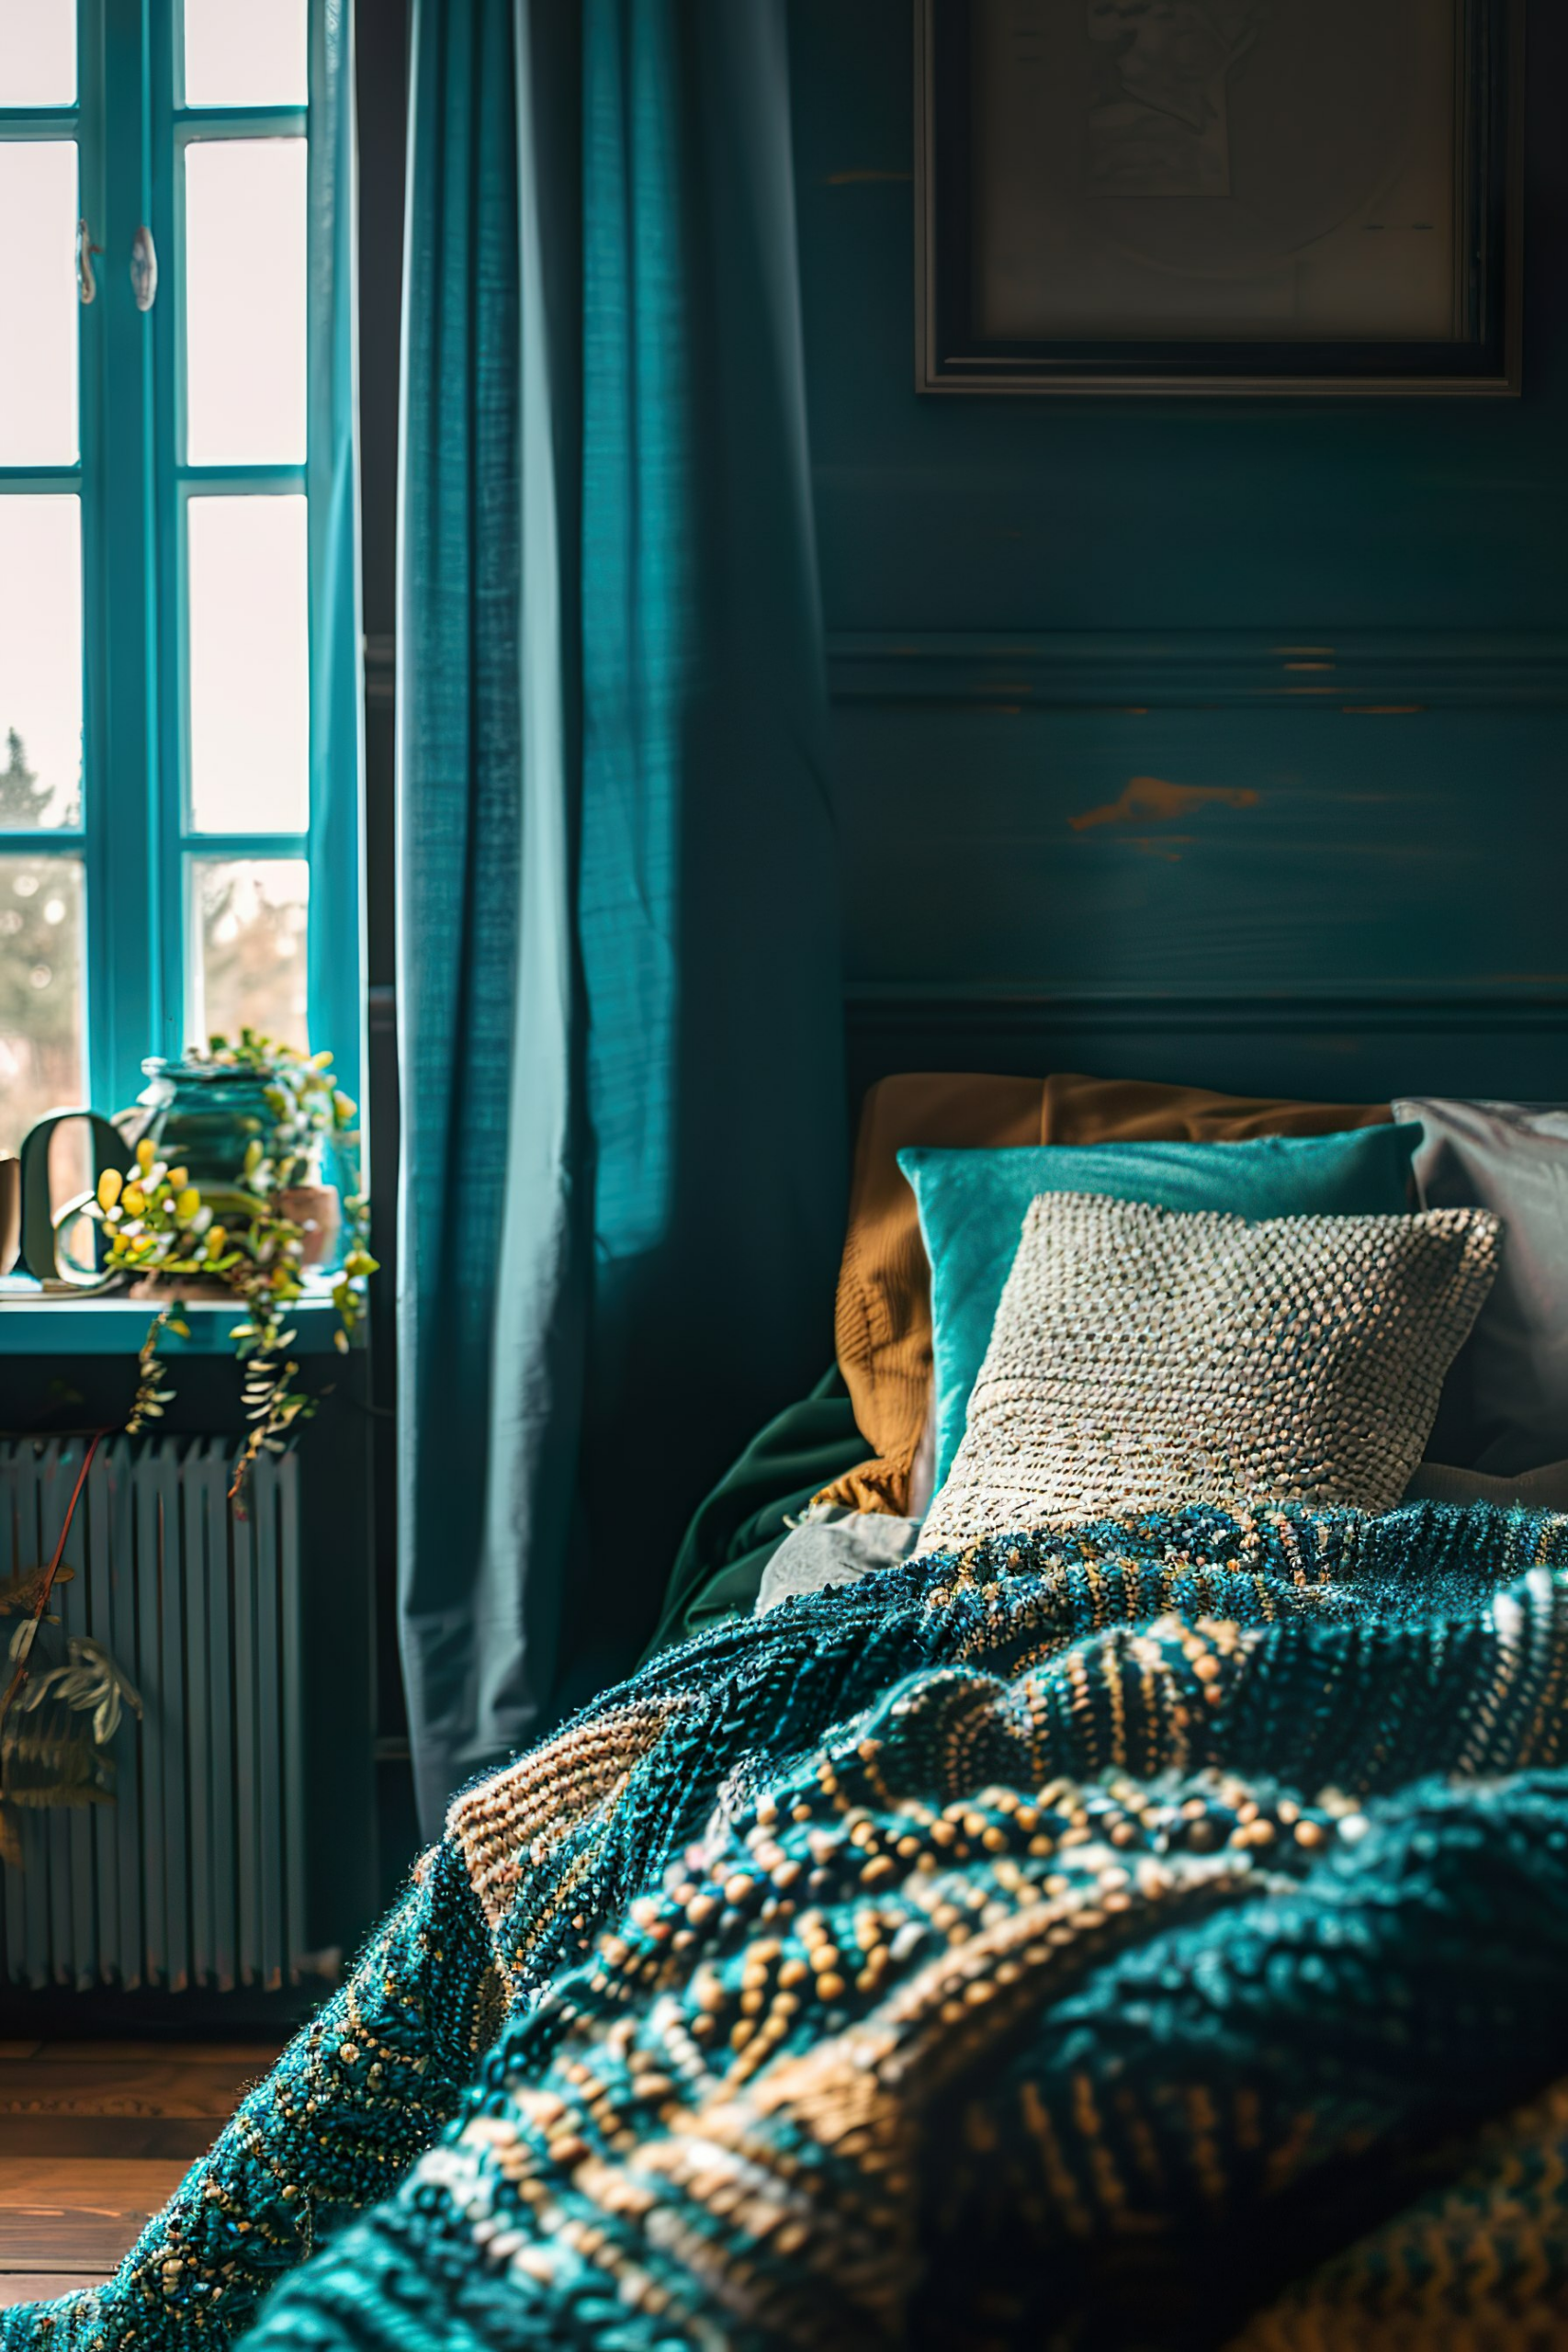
[0,1435,307,1992]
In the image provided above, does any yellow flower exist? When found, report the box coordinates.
[175,1187,201,1222]
[166,1166,188,1190]
[121,1183,146,1217]
[206,1226,228,1258]
[135,1136,155,1173]
[96,1167,123,1212]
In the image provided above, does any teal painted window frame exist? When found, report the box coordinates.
[0,0,360,1128]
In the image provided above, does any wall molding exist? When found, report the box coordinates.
[826,631,1568,709]
[844,985,1568,1037]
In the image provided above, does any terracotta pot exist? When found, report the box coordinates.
[278,1184,342,1270]
[0,1156,18,1277]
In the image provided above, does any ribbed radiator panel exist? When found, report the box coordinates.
[0,1436,306,1992]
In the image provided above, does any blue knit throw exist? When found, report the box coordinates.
[10,1500,1568,2350]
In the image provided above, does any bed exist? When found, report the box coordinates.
[8,1066,1568,2352]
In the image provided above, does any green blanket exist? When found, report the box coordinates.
[643,1367,867,1654]
[10,1501,1568,2351]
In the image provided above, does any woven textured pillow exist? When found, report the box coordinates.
[919,1193,1501,1552]
[902,1127,1420,1495]
[819,1073,1394,1517]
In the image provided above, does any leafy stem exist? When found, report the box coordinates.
[96,1032,379,1504]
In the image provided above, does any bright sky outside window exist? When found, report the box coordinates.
[0,0,349,1160]
[0,143,79,463]
[0,0,75,106]
[0,499,83,829]
[185,139,308,465]
[183,0,307,107]
[191,855,310,1048]
[187,495,310,834]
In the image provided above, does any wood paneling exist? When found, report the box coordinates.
[837,693,1568,994]
[828,632,1568,708]
[829,632,1568,1100]
[843,993,1568,1112]
[793,3,1568,639]
[792,0,1568,1107]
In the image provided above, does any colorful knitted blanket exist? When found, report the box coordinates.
[9,1501,1568,2351]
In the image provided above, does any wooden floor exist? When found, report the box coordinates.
[0,2040,283,2306]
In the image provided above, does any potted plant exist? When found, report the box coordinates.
[96,1033,377,1499]
[134,1033,357,1269]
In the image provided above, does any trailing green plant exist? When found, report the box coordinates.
[0,1432,141,1871]
[125,1303,186,1438]
[95,1032,378,1502]
[3,1627,141,1799]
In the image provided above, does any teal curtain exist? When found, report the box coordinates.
[398,0,843,1834]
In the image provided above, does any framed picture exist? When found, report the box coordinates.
[915,0,1523,396]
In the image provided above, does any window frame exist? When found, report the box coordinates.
[0,0,357,1140]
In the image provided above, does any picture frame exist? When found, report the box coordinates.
[915,0,1524,397]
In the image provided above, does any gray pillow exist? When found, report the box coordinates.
[756,1508,920,1611]
[1405,1459,1568,1510]
[1396,1100,1568,1476]
[920,1193,1500,1553]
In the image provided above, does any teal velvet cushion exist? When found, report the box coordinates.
[900,1126,1424,1489]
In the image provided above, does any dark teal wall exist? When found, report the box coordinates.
[791,1,1568,1106]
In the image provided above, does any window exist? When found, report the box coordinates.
[0,0,359,1160]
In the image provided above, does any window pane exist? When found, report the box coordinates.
[187,495,309,831]
[0,854,85,1156]
[183,0,307,107]
[191,858,309,1052]
[0,0,75,105]
[0,497,82,827]
[185,138,307,465]
[0,143,77,463]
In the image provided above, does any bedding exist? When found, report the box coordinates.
[1397,1097,1568,1474]
[1407,1455,1568,1510]
[755,1501,921,1611]
[901,1126,1423,1491]
[823,1073,1393,1518]
[920,1194,1498,1551]
[16,1497,1568,2352]
[644,1368,869,1655]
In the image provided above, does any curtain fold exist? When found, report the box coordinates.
[398,0,842,1837]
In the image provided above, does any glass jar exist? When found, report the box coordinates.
[137,1058,278,1196]
[135,1057,345,1272]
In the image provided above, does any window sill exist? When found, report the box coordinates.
[0,1277,347,1355]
